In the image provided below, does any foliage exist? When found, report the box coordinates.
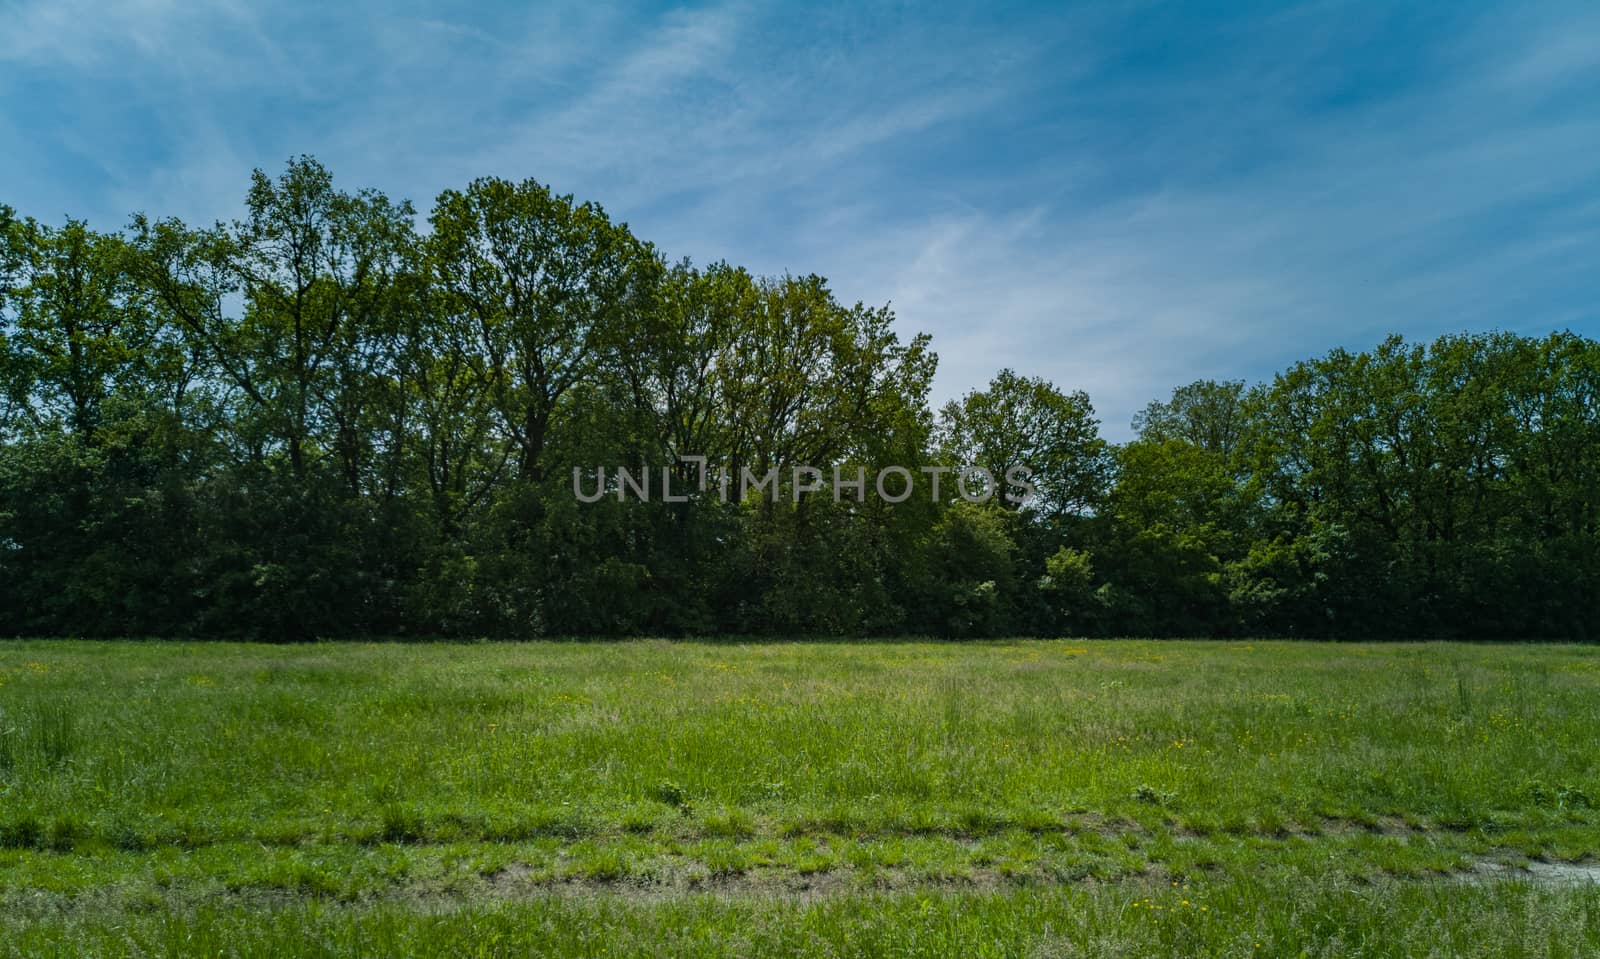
[1,161,1597,638]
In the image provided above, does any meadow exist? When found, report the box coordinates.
[1,638,1598,957]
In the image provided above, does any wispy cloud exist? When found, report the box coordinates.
[787,2,1600,432]
[1,0,1596,437]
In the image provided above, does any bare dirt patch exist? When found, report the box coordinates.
[1462,859,1600,886]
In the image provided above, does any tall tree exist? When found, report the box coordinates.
[1133,378,1248,457]
[939,369,1108,517]
[428,177,656,484]
[1,218,160,443]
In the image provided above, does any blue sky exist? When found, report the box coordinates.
[3,0,1597,436]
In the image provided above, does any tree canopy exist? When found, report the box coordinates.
[2,159,1595,639]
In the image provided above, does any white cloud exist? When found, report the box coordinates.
[3,0,1596,441]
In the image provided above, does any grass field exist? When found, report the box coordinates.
[2,639,1598,957]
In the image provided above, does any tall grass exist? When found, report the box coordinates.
[0,699,78,775]
[0,639,1597,954]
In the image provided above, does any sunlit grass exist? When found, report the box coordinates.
[1,639,1597,955]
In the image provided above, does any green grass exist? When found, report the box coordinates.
[1,638,1598,956]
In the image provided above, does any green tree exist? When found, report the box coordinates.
[938,369,1108,517]
[428,176,656,484]
[906,503,1018,637]
[1133,378,1247,456]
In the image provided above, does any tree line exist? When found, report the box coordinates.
[2,158,1595,639]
